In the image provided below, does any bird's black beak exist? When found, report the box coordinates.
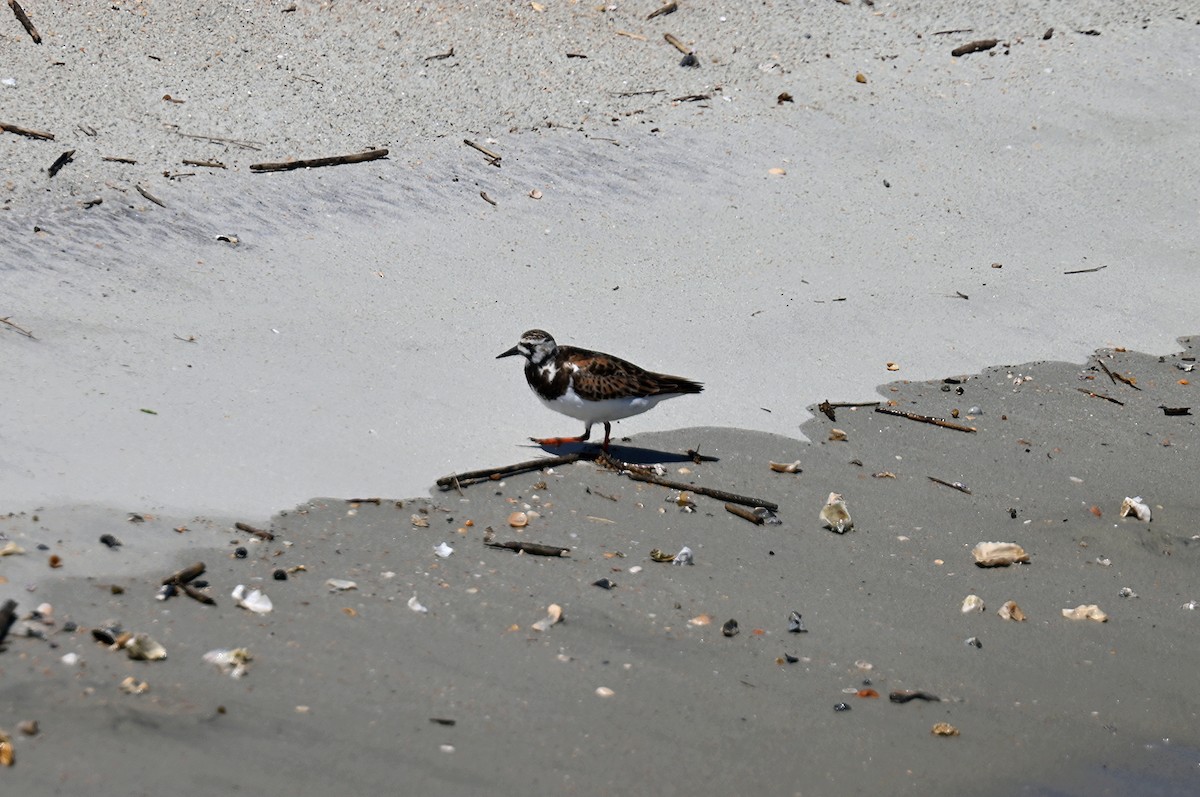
[497,345,520,359]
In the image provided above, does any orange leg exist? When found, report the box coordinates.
[530,423,592,448]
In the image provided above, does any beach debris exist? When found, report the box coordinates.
[721,619,740,637]
[857,688,880,699]
[249,148,388,173]
[532,604,563,632]
[1118,587,1138,599]
[769,460,803,473]
[819,493,853,534]
[204,647,252,678]
[0,600,18,647]
[16,721,36,736]
[7,0,40,44]
[965,636,982,649]
[158,562,215,605]
[647,1,677,19]
[411,514,430,528]
[0,542,24,557]
[667,491,697,512]
[725,503,779,525]
[595,687,615,698]
[234,547,248,559]
[1063,604,1108,622]
[1119,496,1152,523]
[325,579,357,592]
[463,138,501,167]
[875,405,977,433]
[932,722,961,737]
[507,511,529,528]
[61,652,81,666]
[998,600,1027,621]
[0,730,12,767]
[434,542,454,558]
[951,38,998,56]
[828,428,848,441]
[235,521,274,541]
[689,614,713,627]
[273,569,288,580]
[91,623,125,647]
[890,690,941,704]
[972,542,1030,567]
[48,554,62,568]
[407,595,429,614]
[1182,600,1199,611]
[787,611,808,633]
[650,548,675,562]
[126,633,167,661]
[120,676,150,695]
[855,660,874,672]
[817,400,882,422]
[928,475,972,494]
[592,578,616,590]
[231,585,273,614]
[834,702,852,712]
[672,547,694,566]
[485,539,570,557]
[1160,405,1192,416]
[961,595,985,614]
[99,534,122,549]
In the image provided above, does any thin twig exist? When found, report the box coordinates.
[235,521,274,541]
[1076,387,1124,406]
[0,316,36,339]
[1,121,53,140]
[818,399,881,422]
[663,33,691,54]
[463,138,502,166]
[928,476,972,494]
[136,184,165,207]
[171,128,263,149]
[250,148,388,172]
[1064,264,1107,275]
[484,540,571,557]
[875,406,977,433]
[8,0,40,44]
[182,158,225,168]
[436,454,585,489]
[600,454,779,510]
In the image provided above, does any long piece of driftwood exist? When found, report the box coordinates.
[436,454,585,489]
[8,0,40,44]
[250,148,388,172]
[484,540,571,557]
[1,121,53,139]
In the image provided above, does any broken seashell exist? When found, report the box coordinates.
[407,595,429,614]
[507,511,528,528]
[997,600,1026,621]
[1062,604,1108,622]
[592,578,616,590]
[1119,496,1151,523]
[672,546,694,566]
[204,647,252,678]
[595,686,614,697]
[931,722,960,737]
[410,514,429,528]
[60,652,81,666]
[119,676,149,694]
[232,584,273,614]
[433,542,454,558]
[819,493,853,534]
[972,541,1030,567]
[828,428,848,442]
[325,579,357,592]
[125,633,167,661]
[532,603,563,632]
[0,541,25,557]
[1118,587,1138,599]
[769,460,802,473]
[649,548,675,562]
[0,731,12,767]
[961,595,985,614]
[689,614,713,626]
[787,611,808,633]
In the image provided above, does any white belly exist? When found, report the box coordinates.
[535,384,676,424]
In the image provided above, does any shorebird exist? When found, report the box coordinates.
[497,329,703,450]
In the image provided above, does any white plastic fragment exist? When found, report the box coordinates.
[407,595,429,614]
[325,579,358,592]
[819,492,853,534]
[204,647,252,678]
[1119,496,1152,523]
[672,547,694,566]
[434,542,454,558]
[232,584,273,614]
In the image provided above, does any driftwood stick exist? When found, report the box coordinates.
[1076,387,1124,406]
[619,468,778,510]
[136,183,165,207]
[817,399,881,422]
[951,38,998,56]
[463,138,502,166]
[250,148,388,172]
[235,521,274,541]
[1,121,53,140]
[182,158,225,168]
[101,155,137,164]
[725,503,765,525]
[485,540,571,557]
[875,406,977,433]
[8,0,40,44]
[173,130,262,149]
[928,476,972,494]
[0,316,36,339]
[47,149,74,178]
[436,454,584,489]
[180,583,216,605]
[162,561,205,586]
[647,2,677,20]
[663,33,691,54]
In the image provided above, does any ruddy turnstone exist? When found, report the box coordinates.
[497,329,703,450]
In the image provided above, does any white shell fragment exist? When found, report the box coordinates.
[125,633,167,661]
[407,595,429,614]
[232,584,273,614]
[1119,496,1152,523]
[61,652,81,666]
[1062,604,1108,622]
[961,595,985,614]
[119,676,149,694]
[672,546,694,566]
[434,542,454,558]
[204,647,253,678]
[325,579,358,592]
[997,600,1027,621]
[769,460,803,473]
[972,542,1030,567]
[819,492,853,534]
[532,603,564,632]
[595,686,615,698]
[0,541,25,556]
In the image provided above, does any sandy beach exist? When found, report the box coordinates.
[2,2,1199,794]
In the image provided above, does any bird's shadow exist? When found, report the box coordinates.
[525,440,717,465]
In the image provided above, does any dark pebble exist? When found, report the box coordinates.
[273,569,288,581]
[234,547,248,559]
[834,702,852,712]
[99,534,122,549]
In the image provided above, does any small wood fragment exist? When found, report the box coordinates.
[182,158,225,168]
[249,148,388,172]
[101,155,138,164]
[463,138,502,166]
[673,93,711,102]
[647,1,677,20]
[725,503,765,525]
[162,562,206,586]
[875,406,977,433]
[1064,264,1107,274]
[485,540,570,557]
[480,191,497,206]
[951,39,998,57]
[8,0,40,44]
[235,521,274,541]
[425,46,454,61]
[136,183,166,207]
[0,316,36,339]
[663,33,691,55]
[1,121,54,140]
[928,475,972,494]
[436,454,584,489]
[1076,387,1124,406]
[47,149,75,178]
[817,400,881,422]
[600,454,779,511]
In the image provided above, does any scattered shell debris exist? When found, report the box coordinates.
[125,633,167,661]
[1118,587,1138,599]
[932,722,960,737]
[507,511,529,528]
[1062,604,1108,622]
[972,541,1030,567]
[961,595,985,614]
[769,460,802,473]
[998,600,1027,621]
[232,584,273,614]
[819,492,853,534]
[407,595,429,614]
[649,548,675,562]
[1119,496,1152,523]
[204,647,252,678]
[434,542,454,558]
[531,603,563,632]
[787,611,808,633]
[411,514,430,528]
[595,686,615,698]
[0,731,12,767]
[672,547,694,566]
[326,579,358,592]
[119,676,149,694]
[689,614,713,627]
[0,542,25,556]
